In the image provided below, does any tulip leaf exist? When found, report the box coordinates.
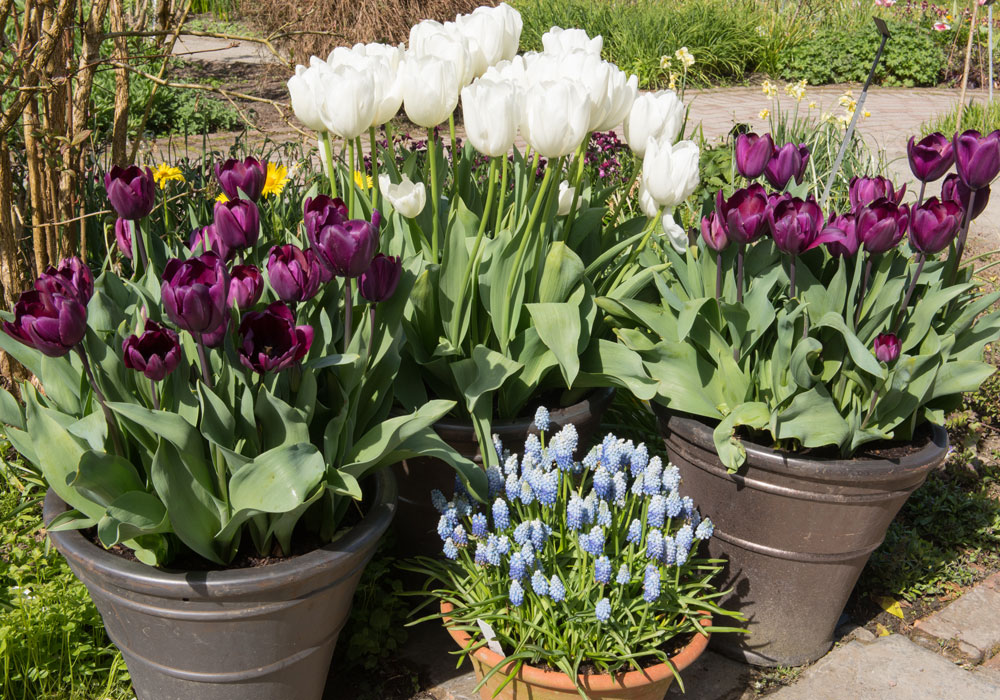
[198,382,236,451]
[451,346,523,417]
[712,402,770,472]
[576,339,658,401]
[39,355,83,415]
[254,387,310,450]
[67,411,108,452]
[229,443,326,514]
[98,491,171,547]
[341,399,457,477]
[70,450,145,507]
[775,386,850,450]
[526,302,582,387]
[814,312,885,379]
[790,337,823,389]
[644,340,726,419]
[500,328,558,415]
[0,385,23,429]
[538,242,585,304]
[928,361,996,402]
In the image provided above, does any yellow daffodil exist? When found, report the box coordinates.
[808,101,818,109]
[761,80,777,98]
[659,55,672,70]
[863,110,871,119]
[668,72,679,91]
[838,91,854,108]
[354,170,373,189]
[675,46,695,69]
[785,81,807,101]
[262,162,289,197]
[759,108,770,119]
[152,164,184,189]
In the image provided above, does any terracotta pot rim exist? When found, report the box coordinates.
[42,470,397,598]
[440,601,710,691]
[433,387,616,434]
[654,405,948,483]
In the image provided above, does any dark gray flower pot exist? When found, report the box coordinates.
[655,407,947,667]
[43,470,397,700]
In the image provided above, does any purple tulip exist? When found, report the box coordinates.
[824,213,859,258]
[188,224,234,262]
[716,185,770,245]
[856,199,909,254]
[359,254,402,303]
[941,173,989,221]
[907,133,955,183]
[122,320,182,381]
[873,333,900,363]
[215,157,266,202]
[104,165,155,221]
[2,289,87,357]
[909,197,964,255]
[310,212,380,278]
[954,129,1000,190]
[34,257,93,306]
[228,265,264,309]
[700,212,729,252]
[115,218,133,260]
[766,195,836,255]
[763,143,810,190]
[849,177,905,211]
[266,245,324,303]
[201,309,233,349]
[238,302,313,374]
[303,195,349,241]
[735,132,774,179]
[161,252,230,336]
[213,199,260,250]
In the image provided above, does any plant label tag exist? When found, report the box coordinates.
[477,618,505,656]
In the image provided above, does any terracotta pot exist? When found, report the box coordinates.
[393,388,615,556]
[440,601,710,700]
[43,471,397,700]
[655,406,948,667]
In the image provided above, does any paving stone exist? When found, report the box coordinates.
[769,634,1000,700]
[911,573,1000,664]
[399,620,481,700]
[665,649,750,700]
[835,622,877,645]
[171,34,278,64]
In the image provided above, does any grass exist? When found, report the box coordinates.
[921,100,1000,138]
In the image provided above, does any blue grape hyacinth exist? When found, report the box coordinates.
[595,597,611,622]
[643,564,661,602]
[626,518,642,545]
[492,498,510,530]
[696,518,715,540]
[595,555,612,584]
[531,569,549,596]
[533,406,550,432]
[471,512,488,538]
[510,580,524,607]
[443,538,458,560]
[616,563,630,585]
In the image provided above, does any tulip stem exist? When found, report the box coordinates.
[950,187,978,284]
[855,254,873,328]
[384,122,397,168]
[195,335,214,388]
[916,180,926,209]
[789,255,797,299]
[715,252,723,303]
[369,126,380,211]
[562,138,589,242]
[150,377,160,411]
[494,155,509,234]
[427,127,441,261]
[321,132,339,199]
[133,219,149,275]
[344,281,353,350]
[346,139,356,218]
[861,389,880,430]
[367,306,376,368]
[893,253,926,334]
[607,161,642,230]
[451,157,498,346]
[603,209,661,296]
[76,347,125,456]
[449,114,459,193]
[736,245,745,305]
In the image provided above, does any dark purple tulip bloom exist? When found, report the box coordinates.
[824,212,859,258]
[873,333,901,363]
[161,252,230,336]
[266,245,324,303]
[215,157,267,202]
[201,309,233,349]
[359,254,402,303]
[115,218,133,260]
[700,212,729,252]
[942,173,989,221]
[188,224,234,262]
[303,195,349,241]
[766,195,836,255]
[954,129,1000,190]
[763,143,810,190]
[907,133,954,183]
[228,265,264,309]
[2,290,86,357]
[104,165,155,221]
[849,176,905,211]
[122,320,182,381]
[909,197,964,255]
[238,302,314,374]
[310,212,380,278]
[856,199,909,254]
[213,199,260,250]
[35,257,93,306]
[735,132,774,179]
[716,185,769,245]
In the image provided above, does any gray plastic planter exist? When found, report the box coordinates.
[43,470,397,700]
[655,407,947,667]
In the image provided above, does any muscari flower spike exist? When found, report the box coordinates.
[531,569,549,596]
[431,489,448,513]
[664,535,677,566]
[509,551,527,580]
[567,496,585,531]
[452,524,468,547]
[595,555,612,584]
[492,498,510,530]
[534,405,550,432]
[648,494,667,528]
[612,471,628,506]
[665,489,683,518]
[486,466,504,498]
[626,518,643,545]
[643,564,661,603]
[597,500,612,527]
[616,563,630,585]
[549,575,566,602]
[662,463,681,491]
[630,443,649,476]
[443,538,458,560]
[509,580,525,607]
[595,597,611,622]
[696,518,715,540]
[646,529,665,562]
[470,513,488,538]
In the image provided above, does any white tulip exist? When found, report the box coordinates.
[594,67,638,132]
[624,90,685,157]
[379,174,427,218]
[520,78,591,158]
[637,182,660,218]
[661,210,689,253]
[317,63,376,140]
[410,20,474,86]
[542,26,603,56]
[287,63,326,132]
[401,54,460,128]
[456,8,507,76]
[494,3,524,61]
[462,78,520,157]
[528,51,609,132]
[323,48,402,129]
[356,42,405,71]
[483,56,527,90]
[641,138,700,209]
[557,181,582,215]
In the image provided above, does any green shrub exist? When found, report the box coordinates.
[780,19,945,87]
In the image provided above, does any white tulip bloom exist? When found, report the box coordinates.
[401,54,461,128]
[594,67,638,132]
[410,20,474,86]
[456,8,507,77]
[641,138,700,209]
[317,63,376,140]
[495,3,524,61]
[542,26,603,56]
[661,210,688,253]
[637,182,660,218]
[520,78,591,158]
[557,181,582,215]
[323,48,402,129]
[462,78,520,157]
[287,63,326,132]
[528,51,609,132]
[379,174,427,218]
[624,90,685,157]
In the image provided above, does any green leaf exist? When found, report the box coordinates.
[0,385,23,429]
[790,337,823,389]
[342,399,458,476]
[538,242,585,303]
[98,491,171,547]
[526,302,582,387]
[451,345,523,416]
[198,383,236,450]
[814,312,885,379]
[70,450,144,508]
[229,443,326,513]
[576,339,658,401]
[254,387,311,450]
[775,386,850,450]
[713,402,770,471]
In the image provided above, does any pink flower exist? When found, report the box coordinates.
[933,22,951,31]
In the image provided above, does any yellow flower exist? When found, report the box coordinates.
[354,170,373,189]
[863,110,871,119]
[152,164,184,189]
[216,192,229,203]
[838,91,854,108]
[668,72,679,91]
[759,108,770,119]
[808,101,818,109]
[786,81,806,101]
[675,46,695,69]
[262,162,289,197]
[761,80,777,98]
[659,55,672,70]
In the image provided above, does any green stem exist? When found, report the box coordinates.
[562,138,589,242]
[449,114,459,193]
[76,347,125,457]
[196,334,214,388]
[321,132,339,199]
[384,122,397,169]
[428,127,442,261]
[494,155,509,234]
[607,160,641,228]
[346,139,356,217]
[344,281,353,350]
[602,210,661,295]
[450,157,498,345]
[369,126,380,211]
[133,218,149,275]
